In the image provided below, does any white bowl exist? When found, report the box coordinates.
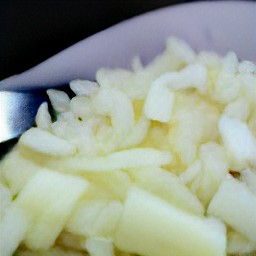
[0,1,255,91]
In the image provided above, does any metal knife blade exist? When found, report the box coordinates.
[0,90,49,143]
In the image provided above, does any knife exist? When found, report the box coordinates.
[0,85,72,144]
[0,90,48,143]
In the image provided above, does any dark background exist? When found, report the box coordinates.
[0,0,199,80]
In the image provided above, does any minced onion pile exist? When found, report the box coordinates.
[0,37,256,256]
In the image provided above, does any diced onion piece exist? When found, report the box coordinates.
[239,72,256,108]
[85,237,114,256]
[213,53,241,104]
[197,51,221,68]
[144,64,207,122]
[196,143,229,206]
[115,187,226,256]
[68,199,122,238]
[93,88,134,136]
[47,89,70,113]
[168,63,208,93]
[169,102,219,165]
[219,115,256,168]
[238,61,256,74]
[19,128,77,156]
[1,150,41,195]
[227,230,256,255]
[180,160,202,185]
[119,116,150,148]
[241,169,256,195]
[131,167,204,216]
[223,97,250,121]
[222,52,238,74]
[0,205,29,256]
[208,175,256,243]
[16,169,89,250]
[35,102,51,130]
[70,96,94,120]
[67,200,108,237]
[0,184,12,218]
[144,78,175,122]
[214,73,241,104]
[85,171,131,201]
[70,80,99,96]
[167,36,196,64]
[131,56,143,72]
[96,68,140,99]
[48,148,172,172]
